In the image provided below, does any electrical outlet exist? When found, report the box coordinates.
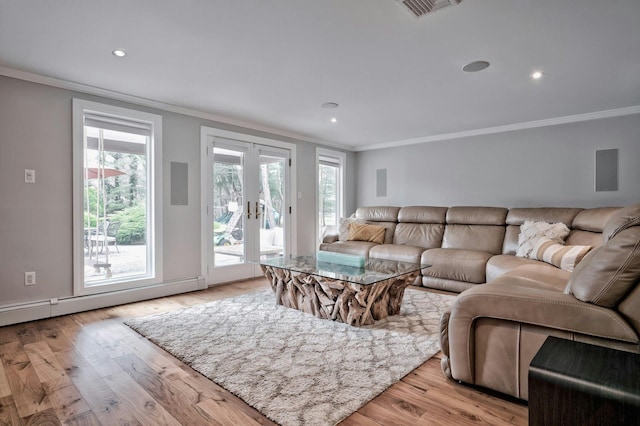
[24,271,36,286]
[25,169,36,183]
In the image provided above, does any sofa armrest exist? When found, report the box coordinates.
[446,277,639,385]
[321,227,339,244]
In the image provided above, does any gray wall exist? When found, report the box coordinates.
[355,114,640,209]
[0,75,353,305]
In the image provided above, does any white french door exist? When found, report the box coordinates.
[201,128,295,284]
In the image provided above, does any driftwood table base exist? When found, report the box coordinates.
[261,265,420,326]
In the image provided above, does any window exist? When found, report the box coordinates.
[316,148,346,247]
[73,100,162,295]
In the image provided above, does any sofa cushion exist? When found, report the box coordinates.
[348,223,385,244]
[530,237,592,272]
[319,241,378,258]
[355,206,400,222]
[442,225,505,254]
[486,255,552,282]
[602,202,640,242]
[498,264,571,292]
[503,208,582,254]
[397,206,447,223]
[392,223,444,248]
[446,206,507,225]
[516,221,570,258]
[422,248,493,284]
[565,230,604,248]
[422,276,474,293]
[572,207,620,233]
[506,207,582,227]
[567,227,640,308]
[369,244,425,264]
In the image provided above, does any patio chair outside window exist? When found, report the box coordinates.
[88,221,121,254]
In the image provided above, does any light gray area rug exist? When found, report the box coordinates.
[125,288,455,426]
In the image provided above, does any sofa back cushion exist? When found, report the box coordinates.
[446,206,507,226]
[393,223,445,248]
[442,207,507,254]
[393,206,447,248]
[503,207,583,255]
[397,206,447,223]
[566,207,620,247]
[355,206,400,222]
[443,225,505,254]
[567,203,640,308]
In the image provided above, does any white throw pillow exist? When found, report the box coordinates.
[516,221,570,258]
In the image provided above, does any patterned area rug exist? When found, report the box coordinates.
[125,288,455,426]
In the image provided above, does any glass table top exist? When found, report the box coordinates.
[258,255,426,285]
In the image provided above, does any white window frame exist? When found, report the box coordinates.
[72,99,163,295]
[315,148,346,250]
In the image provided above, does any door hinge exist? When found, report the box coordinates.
[289,158,292,167]
[289,206,292,214]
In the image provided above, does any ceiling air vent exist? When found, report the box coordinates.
[397,0,461,18]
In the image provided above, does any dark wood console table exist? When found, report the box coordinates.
[529,336,640,426]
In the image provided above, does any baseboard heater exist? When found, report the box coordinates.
[0,276,206,327]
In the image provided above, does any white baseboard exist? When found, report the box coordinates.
[0,276,206,327]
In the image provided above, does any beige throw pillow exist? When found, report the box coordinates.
[348,223,385,244]
[530,237,593,272]
[516,221,570,258]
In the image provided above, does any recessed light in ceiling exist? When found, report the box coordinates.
[112,49,127,58]
[462,61,490,73]
[330,118,337,123]
[531,70,544,80]
[321,102,339,109]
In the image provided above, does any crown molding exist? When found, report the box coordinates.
[355,105,640,152]
[0,65,349,149]
[2,65,636,154]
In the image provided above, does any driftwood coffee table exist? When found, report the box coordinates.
[259,255,425,326]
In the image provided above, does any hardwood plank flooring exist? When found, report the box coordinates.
[0,278,528,425]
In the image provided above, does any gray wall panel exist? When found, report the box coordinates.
[0,75,352,305]
[355,115,640,209]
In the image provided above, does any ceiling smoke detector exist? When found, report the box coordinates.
[396,0,462,18]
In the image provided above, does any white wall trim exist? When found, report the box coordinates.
[355,105,640,151]
[0,65,337,149]
[0,277,206,327]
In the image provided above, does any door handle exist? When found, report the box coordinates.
[247,202,251,219]
[255,201,261,219]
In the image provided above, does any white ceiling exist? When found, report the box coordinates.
[1,0,639,150]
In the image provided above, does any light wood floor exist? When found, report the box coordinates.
[0,278,528,425]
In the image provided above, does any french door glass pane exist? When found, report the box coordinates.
[259,155,285,260]
[83,126,149,285]
[319,162,339,239]
[213,147,245,266]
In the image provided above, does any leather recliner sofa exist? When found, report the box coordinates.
[320,203,640,400]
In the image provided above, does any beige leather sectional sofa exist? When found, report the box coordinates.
[320,203,640,400]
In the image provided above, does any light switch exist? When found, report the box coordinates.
[25,169,36,183]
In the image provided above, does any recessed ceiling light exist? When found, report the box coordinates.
[322,102,339,109]
[531,70,544,80]
[112,49,126,58]
[330,118,337,123]
[462,61,490,73]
